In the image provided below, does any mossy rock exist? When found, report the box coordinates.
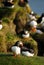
[13,10,30,34]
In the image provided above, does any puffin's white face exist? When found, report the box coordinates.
[24,31,28,34]
[29,14,36,20]
[42,17,44,21]
[18,41,23,47]
[41,17,44,24]
[18,41,23,45]
[31,11,34,15]
[32,16,36,20]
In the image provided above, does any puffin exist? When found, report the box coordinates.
[37,13,44,24]
[29,20,37,32]
[11,46,21,56]
[37,13,44,32]
[22,51,34,57]
[26,19,43,34]
[11,41,22,57]
[29,11,37,20]
[2,0,14,8]
[30,20,43,34]
[40,17,44,29]
[29,20,37,28]
[22,30,30,38]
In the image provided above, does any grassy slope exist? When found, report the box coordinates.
[0,56,44,65]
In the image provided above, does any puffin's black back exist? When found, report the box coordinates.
[24,0,28,3]
[2,1,13,7]
[14,41,19,46]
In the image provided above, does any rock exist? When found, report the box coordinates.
[13,11,29,34]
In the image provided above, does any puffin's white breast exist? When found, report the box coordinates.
[30,20,37,28]
[11,46,21,55]
[22,33,30,38]
[0,25,3,30]
[36,30,43,34]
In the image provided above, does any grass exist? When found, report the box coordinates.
[0,7,15,19]
[0,55,44,65]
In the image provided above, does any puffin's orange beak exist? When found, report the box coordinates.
[31,27,36,32]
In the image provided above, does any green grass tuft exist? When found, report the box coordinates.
[0,56,44,65]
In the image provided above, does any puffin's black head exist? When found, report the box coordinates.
[15,41,23,47]
[37,13,44,23]
[41,13,44,17]
[19,0,28,3]
[18,0,28,7]
[24,0,28,3]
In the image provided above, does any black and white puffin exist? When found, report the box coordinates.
[22,30,30,38]
[37,13,44,32]
[3,0,14,8]
[11,41,22,56]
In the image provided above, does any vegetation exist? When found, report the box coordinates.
[0,56,44,65]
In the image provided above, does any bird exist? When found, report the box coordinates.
[36,29,43,34]
[22,30,30,38]
[11,41,34,57]
[2,0,14,8]
[15,41,34,57]
[11,41,22,57]
[11,46,21,56]
[37,13,44,24]
[29,20,37,28]
[29,20,43,34]
[22,51,34,57]
[37,16,44,32]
